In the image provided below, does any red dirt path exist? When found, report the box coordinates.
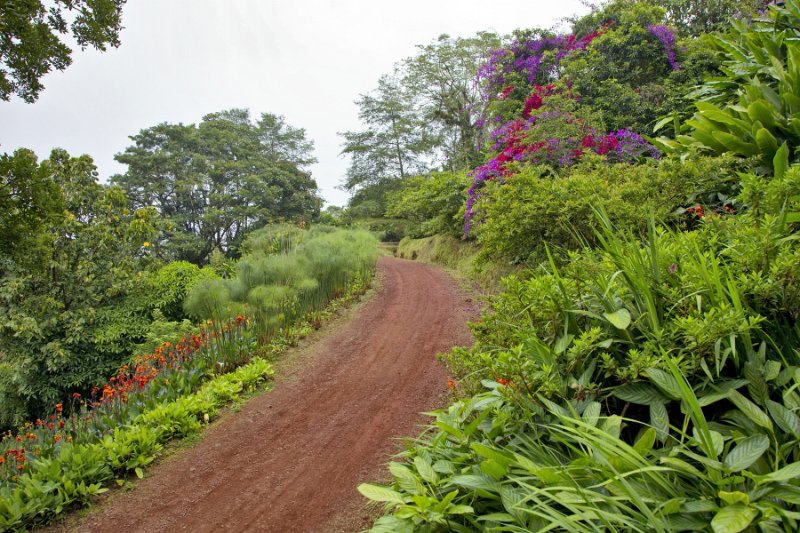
[76,257,473,533]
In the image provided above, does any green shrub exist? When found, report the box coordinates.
[186,226,378,341]
[387,172,470,238]
[370,159,800,530]
[472,154,742,264]
[658,1,800,170]
[143,261,219,321]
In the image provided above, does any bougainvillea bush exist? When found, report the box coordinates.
[464,16,672,238]
[362,2,800,532]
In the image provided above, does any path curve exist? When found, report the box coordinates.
[78,257,472,533]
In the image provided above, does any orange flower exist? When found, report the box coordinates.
[496,377,511,386]
[53,435,62,443]
[447,379,457,391]
[55,403,63,413]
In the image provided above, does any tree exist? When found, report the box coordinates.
[0,149,61,260]
[339,33,501,214]
[0,148,158,426]
[640,0,771,35]
[0,0,125,102]
[401,32,502,172]
[113,109,322,263]
[339,74,434,196]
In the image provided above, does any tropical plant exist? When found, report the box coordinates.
[656,0,800,171]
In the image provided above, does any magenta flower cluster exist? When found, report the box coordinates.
[464,23,662,236]
[647,24,681,71]
[475,28,608,100]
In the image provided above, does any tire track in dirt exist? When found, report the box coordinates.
[76,257,473,533]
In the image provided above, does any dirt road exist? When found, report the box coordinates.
[76,257,473,533]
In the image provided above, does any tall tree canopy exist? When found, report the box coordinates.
[0,148,158,425]
[339,74,434,192]
[112,109,322,264]
[339,33,501,213]
[0,0,125,102]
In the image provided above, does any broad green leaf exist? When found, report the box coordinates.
[768,486,800,505]
[390,463,425,495]
[480,459,507,480]
[582,401,601,426]
[696,102,751,133]
[471,443,513,467]
[614,383,669,405]
[448,505,475,515]
[370,515,414,533]
[774,142,789,179]
[414,456,437,484]
[724,434,769,472]
[601,415,623,438]
[451,474,497,492]
[683,499,719,513]
[433,490,458,513]
[718,491,749,506]
[653,115,675,133]
[755,127,779,160]
[748,100,777,129]
[394,506,418,519]
[134,467,144,479]
[757,461,800,483]
[513,454,561,484]
[661,457,706,480]
[692,428,724,457]
[766,400,800,438]
[554,333,573,355]
[646,368,682,400]
[433,460,456,474]
[729,390,773,430]
[463,407,492,438]
[698,390,731,407]
[434,421,464,441]
[712,131,760,157]
[650,402,670,442]
[633,427,656,456]
[358,483,404,504]
[711,504,758,533]
[603,308,631,329]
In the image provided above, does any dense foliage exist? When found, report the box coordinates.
[339,33,502,217]
[361,1,800,532]
[0,224,376,529]
[184,225,378,340]
[0,149,159,427]
[1,104,328,430]
[113,109,322,263]
[0,0,125,102]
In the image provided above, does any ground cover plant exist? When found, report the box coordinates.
[361,1,800,531]
[0,225,377,530]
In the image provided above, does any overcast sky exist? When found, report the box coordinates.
[0,0,589,206]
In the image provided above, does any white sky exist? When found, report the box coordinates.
[0,0,589,206]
